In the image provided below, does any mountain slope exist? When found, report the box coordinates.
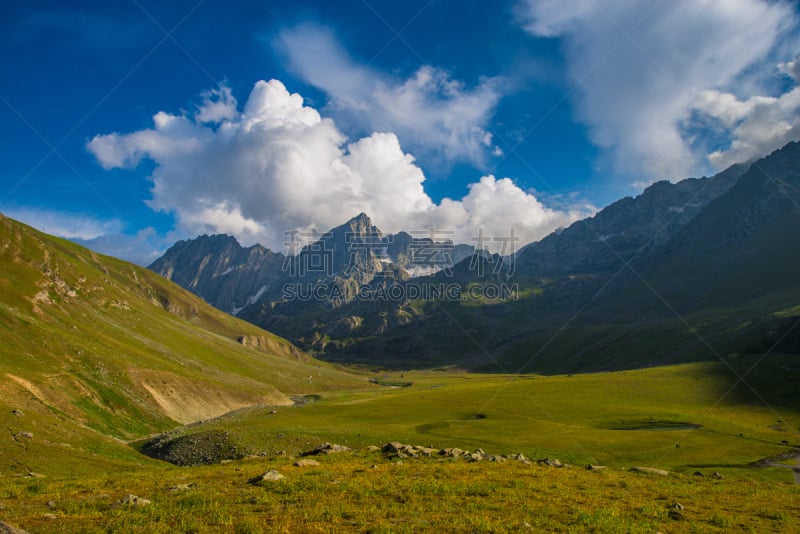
[0,214,363,475]
[515,162,747,277]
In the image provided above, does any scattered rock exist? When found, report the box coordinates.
[141,430,246,466]
[301,443,352,456]
[0,521,29,534]
[250,470,285,483]
[113,494,151,508]
[712,472,724,480]
[294,459,320,467]
[586,464,607,471]
[630,466,669,476]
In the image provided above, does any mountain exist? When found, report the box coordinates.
[149,142,800,372]
[149,234,286,316]
[150,213,475,314]
[514,161,748,277]
[0,214,363,475]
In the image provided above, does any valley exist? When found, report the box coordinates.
[0,143,798,532]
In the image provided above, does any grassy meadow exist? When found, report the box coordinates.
[1,358,797,533]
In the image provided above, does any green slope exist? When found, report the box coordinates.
[0,214,364,476]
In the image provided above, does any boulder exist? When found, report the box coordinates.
[630,466,669,476]
[302,443,352,456]
[294,459,320,467]
[0,521,30,534]
[251,470,285,483]
[113,494,151,508]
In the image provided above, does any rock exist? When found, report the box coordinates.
[365,445,381,452]
[11,409,23,417]
[14,432,33,440]
[440,447,464,458]
[586,464,607,470]
[416,446,438,457]
[251,470,285,483]
[382,442,406,454]
[168,484,197,492]
[467,453,483,462]
[26,472,46,478]
[0,521,30,534]
[630,466,669,476]
[302,443,352,456]
[693,471,704,477]
[510,453,528,462]
[294,459,320,467]
[45,501,56,509]
[671,502,684,511]
[668,510,683,521]
[712,472,724,480]
[113,494,151,508]
[540,458,562,468]
[43,514,57,520]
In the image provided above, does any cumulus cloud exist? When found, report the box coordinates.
[274,24,503,169]
[694,85,800,168]
[517,0,797,183]
[87,80,588,252]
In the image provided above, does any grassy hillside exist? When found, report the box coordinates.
[0,214,365,476]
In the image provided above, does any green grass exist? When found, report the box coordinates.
[0,452,795,533]
[161,361,799,470]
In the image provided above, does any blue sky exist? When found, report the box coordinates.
[1,0,799,264]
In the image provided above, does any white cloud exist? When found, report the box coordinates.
[274,24,503,169]
[88,80,589,252]
[195,84,238,124]
[4,207,123,240]
[694,86,800,168]
[518,0,797,184]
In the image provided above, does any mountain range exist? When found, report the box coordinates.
[149,142,800,372]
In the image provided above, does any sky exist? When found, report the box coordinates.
[1,0,799,265]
